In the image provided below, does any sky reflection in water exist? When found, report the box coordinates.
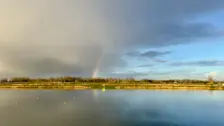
[0,90,224,126]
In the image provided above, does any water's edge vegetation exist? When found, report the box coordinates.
[0,83,224,90]
[0,76,223,90]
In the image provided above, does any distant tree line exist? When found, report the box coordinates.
[0,76,222,84]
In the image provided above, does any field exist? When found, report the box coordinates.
[0,83,224,90]
[0,77,223,90]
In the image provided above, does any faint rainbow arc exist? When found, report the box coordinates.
[92,53,103,78]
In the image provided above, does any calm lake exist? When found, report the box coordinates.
[0,90,224,126]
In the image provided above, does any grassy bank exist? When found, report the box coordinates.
[0,83,224,90]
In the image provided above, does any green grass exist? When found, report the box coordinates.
[0,83,223,90]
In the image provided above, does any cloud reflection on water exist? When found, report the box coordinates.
[0,90,224,126]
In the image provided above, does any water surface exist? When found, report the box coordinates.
[0,90,224,126]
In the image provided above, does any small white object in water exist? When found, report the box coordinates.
[64,102,67,104]
[74,96,76,99]
[36,97,39,100]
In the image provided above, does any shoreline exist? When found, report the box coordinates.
[0,83,223,90]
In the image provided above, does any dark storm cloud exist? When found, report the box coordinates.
[169,60,224,66]
[147,23,217,46]
[140,51,171,58]
[152,59,168,63]
[125,22,220,49]
[109,0,224,49]
[6,57,88,76]
[0,45,125,77]
[0,0,223,77]
[126,51,141,57]
[126,50,171,59]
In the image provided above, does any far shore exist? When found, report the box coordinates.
[0,83,223,90]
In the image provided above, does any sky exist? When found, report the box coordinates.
[0,0,224,80]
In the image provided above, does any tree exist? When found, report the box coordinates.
[0,78,8,83]
[10,77,31,82]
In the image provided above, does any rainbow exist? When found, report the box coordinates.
[92,53,103,78]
